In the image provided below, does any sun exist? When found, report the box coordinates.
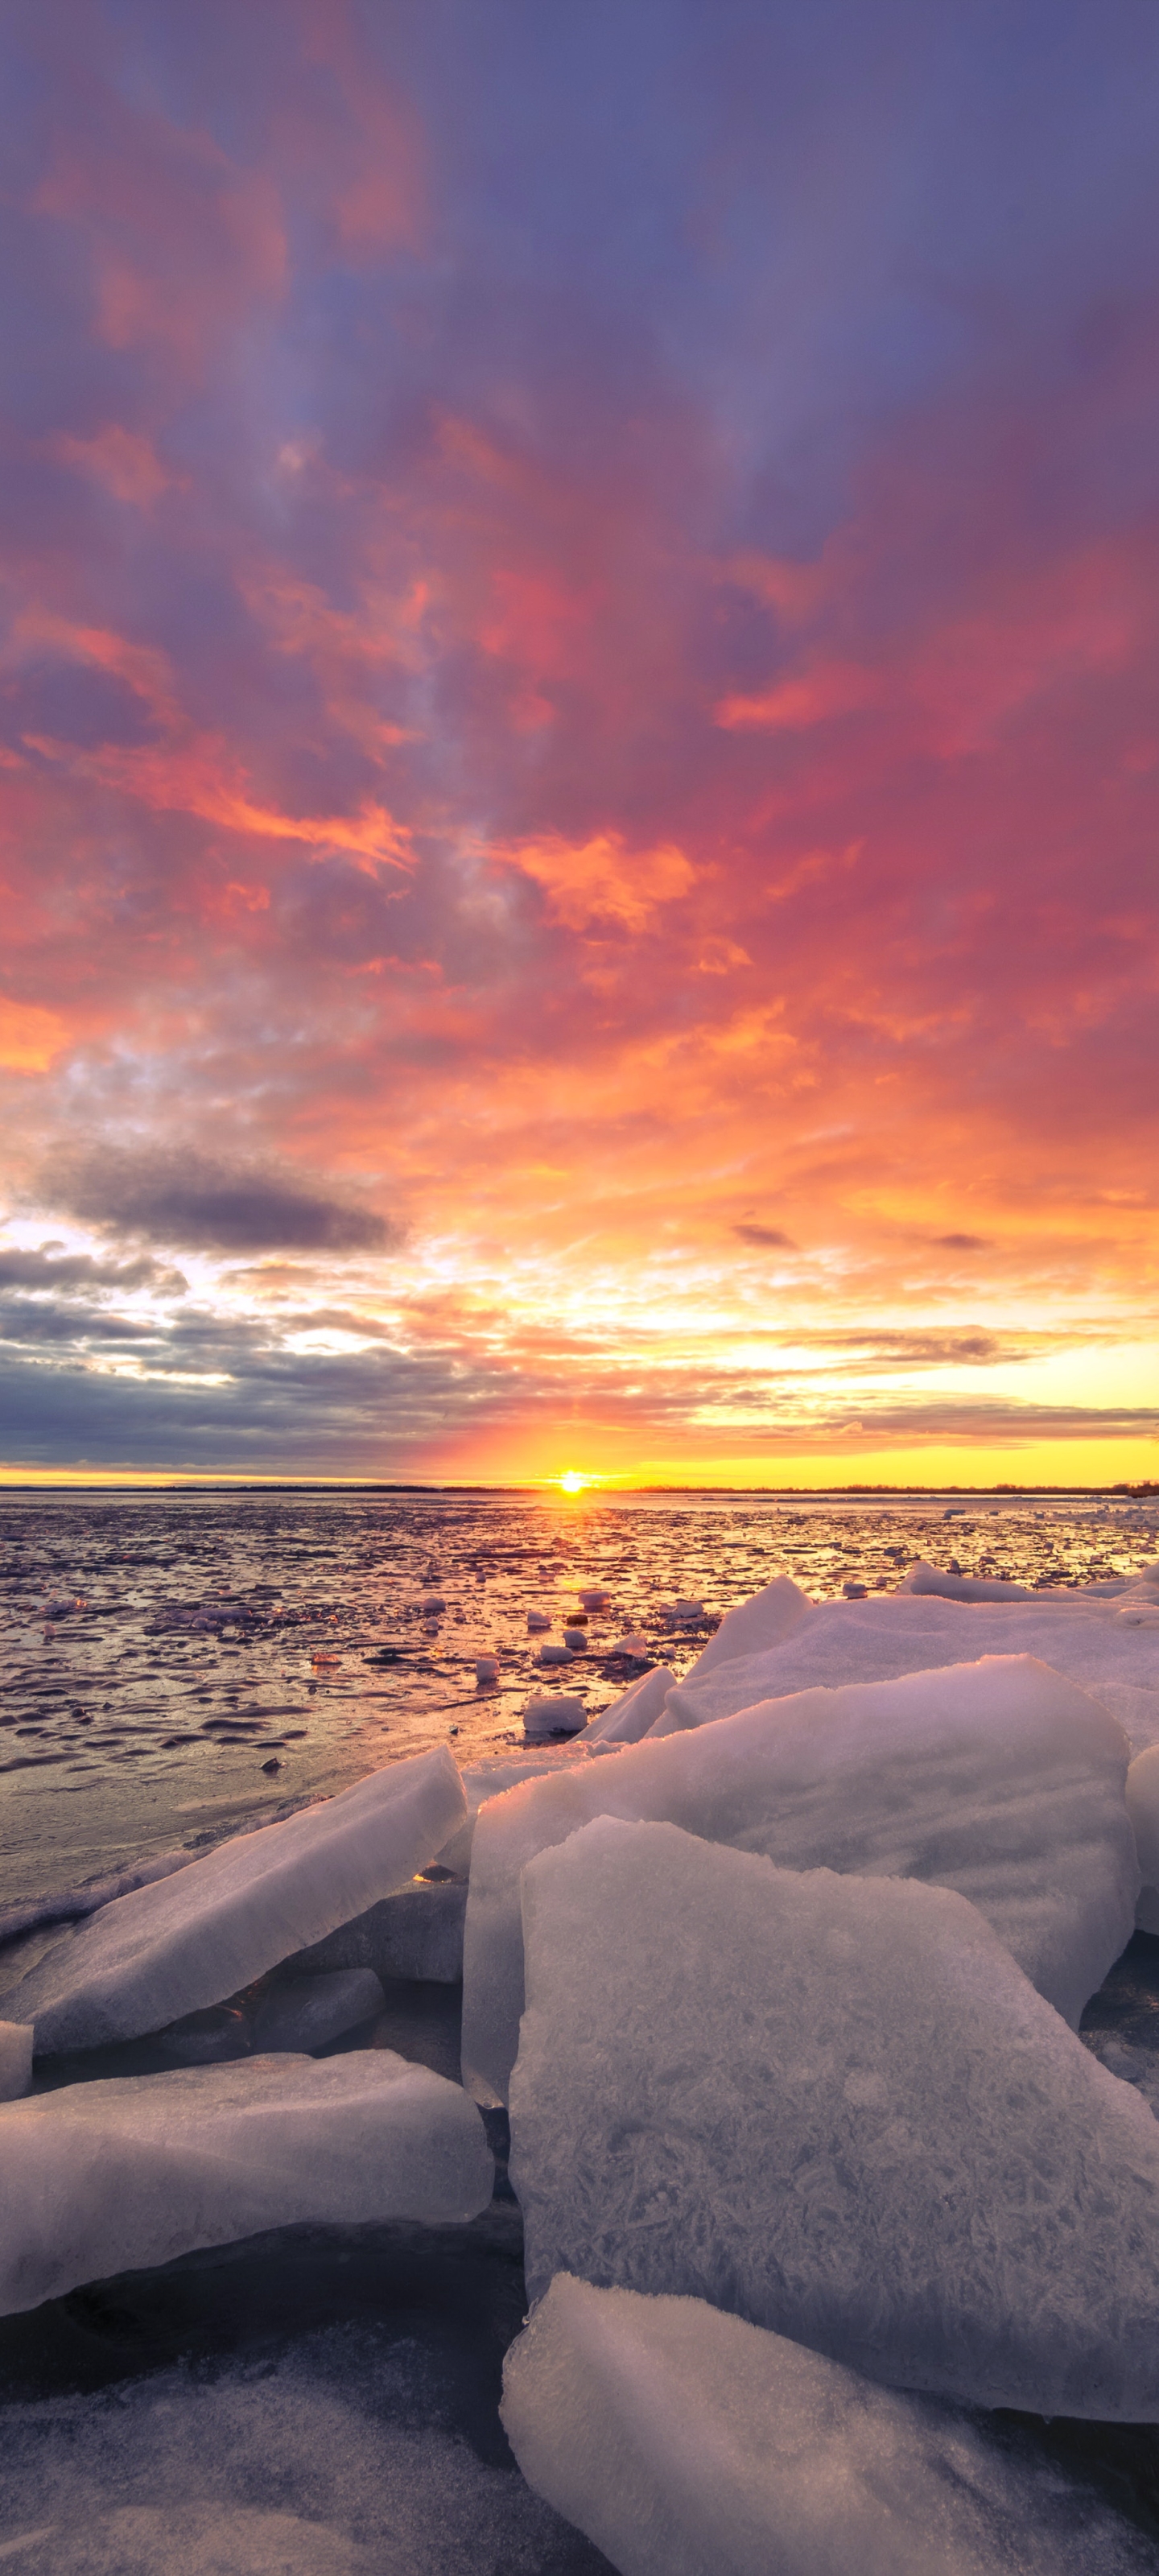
[556,1471,588,1495]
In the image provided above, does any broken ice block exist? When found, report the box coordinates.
[502,2275,1146,2576]
[462,1655,1135,2103]
[901,1561,1033,1600]
[678,1575,811,1682]
[581,1665,674,1744]
[0,2050,494,2316]
[251,1969,385,2052]
[0,2021,33,2100]
[525,1693,586,1737]
[664,1587,1159,1728]
[510,1818,1159,2418]
[5,1746,466,2056]
[282,1880,468,1984]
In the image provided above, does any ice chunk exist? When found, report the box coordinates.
[662,1587,1159,1726]
[581,1665,674,1744]
[281,1878,468,1984]
[510,1820,1159,2417]
[462,1655,1134,2103]
[0,2021,33,2100]
[251,1969,385,2052]
[502,2274,1145,2576]
[525,1691,586,1736]
[678,1574,811,1682]
[901,1561,1033,1601]
[5,1746,466,2056]
[1127,1744,1159,1880]
[0,2049,493,2316]
[1088,1680,1159,1757]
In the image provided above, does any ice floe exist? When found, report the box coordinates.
[4,1744,465,2054]
[502,2273,1146,2576]
[509,1818,1159,2417]
[462,1653,1135,2103]
[0,2050,493,2316]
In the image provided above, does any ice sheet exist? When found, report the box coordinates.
[501,2274,1149,2576]
[4,1747,466,2055]
[0,2050,493,2316]
[510,1818,1159,2417]
[462,1654,1135,2103]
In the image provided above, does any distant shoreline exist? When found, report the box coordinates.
[0,1480,1155,1500]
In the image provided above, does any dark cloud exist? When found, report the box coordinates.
[733,1224,797,1249]
[933,1235,992,1252]
[0,1247,182,1294]
[37,1150,399,1257]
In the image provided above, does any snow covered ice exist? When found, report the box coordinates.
[502,2274,1151,2576]
[2,1744,466,2054]
[0,2050,494,2317]
[509,1817,1159,2417]
[462,1653,1136,2103]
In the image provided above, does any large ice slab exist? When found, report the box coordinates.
[462,1654,1135,2103]
[658,1587,1159,1732]
[0,2050,493,2317]
[4,1747,467,2055]
[501,2275,1145,2576]
[510,1819,1159,2417]
[281,1878,469,1985]
[678,1575,811,1682]
[580,1664,674,1744]
[900,1560,1033,1600]
[0,2021,33,2100]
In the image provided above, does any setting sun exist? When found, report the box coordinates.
[556,1472,590,1495]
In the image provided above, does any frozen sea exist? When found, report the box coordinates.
[3,1488,1159,2572]
[3,1485,1157,1901]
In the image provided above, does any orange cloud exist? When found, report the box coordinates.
[0,1000,69,1071]
[504,832,695,933]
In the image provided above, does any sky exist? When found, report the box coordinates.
[1,0,1157,1490]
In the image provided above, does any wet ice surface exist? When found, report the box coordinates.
[3,1488,1159,2569]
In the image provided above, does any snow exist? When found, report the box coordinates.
[0,2323,597,2576]
[509,1818,1159,2417]
[3,1747,467,2056]
[501,2274,1147,2576]
[0,2020,33,2100]
[0,2050,494,2317]
[461,1653,1135,2103]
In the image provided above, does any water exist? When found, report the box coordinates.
[2,1488,1156,1905]
[4,1488,1159,2570]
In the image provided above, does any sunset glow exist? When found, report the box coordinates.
[1,5,1157,1486]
